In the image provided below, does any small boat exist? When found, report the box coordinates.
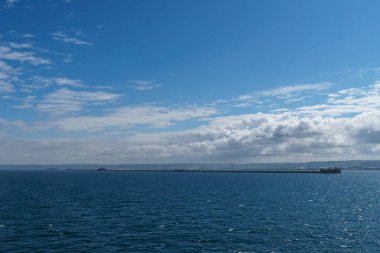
[319,167,341,174]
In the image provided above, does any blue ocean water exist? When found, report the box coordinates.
[1,170,380,252]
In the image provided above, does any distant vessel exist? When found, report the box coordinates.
[96,168,108,171]
[319,167,341,174]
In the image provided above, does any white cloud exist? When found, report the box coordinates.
[237,82,331,107]
[44,105,218,131]
[3,73,380,163]
[23,33,34,38]
[8,42,33,49]
[114,111,380,162]
[294,82,380,116]
[127,80,163,91]
[22,76,86,92]
[0,80,14,93]
[51,31,92,46]
[3,110,380,164]
[53,77,84,87]
[0,60,15,79]
[13,95,35,109]
[0,45,50,65]
[0,118,26,130]
[0,60,16,93]
[37,88,121,115]
[3,0,18,8]
[21,76,52,92]
[15,81,379,163]
[259,83,331,97]
[62,53,73,63]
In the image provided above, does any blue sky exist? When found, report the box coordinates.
[1,0,380,164]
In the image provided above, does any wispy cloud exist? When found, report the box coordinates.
[53,77,84,87]
[42,105,218,131]
[21,76,52,92]
[7,42,33,49]
[0,80,14,93]
[0,60,17,94]
[292,81,380,117]
[236,82,331,107]
[23,33,34,38]
[13,95,35,109]
[0,45,50,65]
[258,82,331,97]
[0,60,16,79]
[51,31,92,46]
[37,88,121,115]
[127,80,163,91]
[21,76,85,92]
[62,53,73,63]
[3,0,19,8]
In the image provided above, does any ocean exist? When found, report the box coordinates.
[0,170,379,252]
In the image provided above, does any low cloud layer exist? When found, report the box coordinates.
[1,110,380,164]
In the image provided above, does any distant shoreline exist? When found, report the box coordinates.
[3,168,380,173]
[81,167,342,174]
[99,169,322,173]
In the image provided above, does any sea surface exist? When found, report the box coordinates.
[1,170,380,252]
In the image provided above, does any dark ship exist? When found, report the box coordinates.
[319,167,341,174]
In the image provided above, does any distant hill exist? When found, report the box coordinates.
[1,160,380,171]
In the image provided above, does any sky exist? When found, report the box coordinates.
[1,0,380,164]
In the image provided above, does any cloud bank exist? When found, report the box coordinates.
[1,111,380,164]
